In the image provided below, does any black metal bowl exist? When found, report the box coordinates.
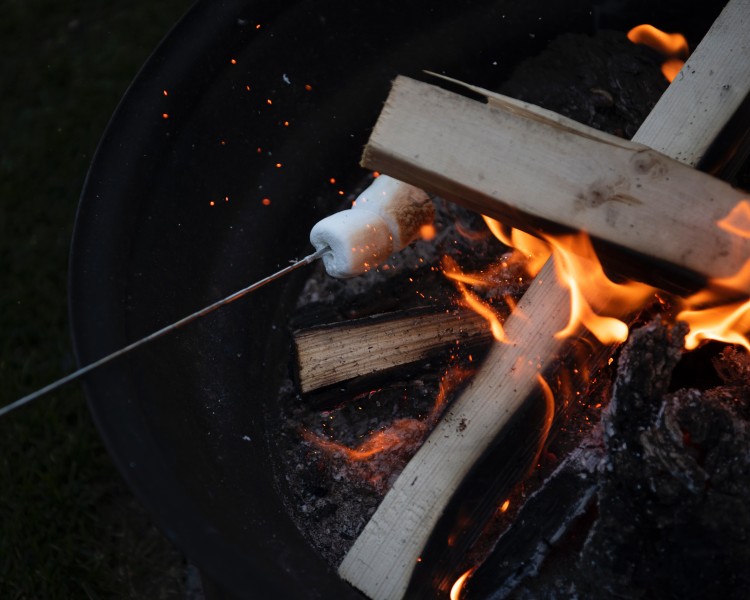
[69,0,719,596]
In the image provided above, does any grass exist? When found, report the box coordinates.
[0,1,194,597]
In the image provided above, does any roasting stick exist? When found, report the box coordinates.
[340,1,750,598]
[0,249,327,419]
[0,175,433,419]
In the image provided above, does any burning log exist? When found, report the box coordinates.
[340,2,750,598]
[468,321,750,599]
[362,74,750,295]
[293,307,490,395]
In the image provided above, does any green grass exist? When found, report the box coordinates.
[0,1,194,597]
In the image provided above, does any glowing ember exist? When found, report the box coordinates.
[627,24,688,82]
[499,499,510,513]
[420,223,437,241]
[302,366,471,490]
[450,568,474,600]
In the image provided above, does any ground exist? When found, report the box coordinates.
[0,1,193,597]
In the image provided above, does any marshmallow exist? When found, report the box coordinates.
[310,176,434,278]
[352,175,432,250]
[310,210,393,278]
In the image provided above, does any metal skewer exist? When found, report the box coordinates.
[0,247,330,419]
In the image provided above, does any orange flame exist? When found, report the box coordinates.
[627,24,689,83]
[536,374,555,450]
[450,568,475,600]
[676,269,750,352]
[442,256,508,342]
[678,299,750,351]
[661,58,685,83]
[675,201,750,351]
[482,215,550,276]
[545,233,655,344]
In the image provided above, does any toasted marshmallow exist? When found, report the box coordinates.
[352,175,433,251]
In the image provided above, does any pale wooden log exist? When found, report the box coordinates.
[361,75,750,293]
[340,2,750,598]
[293,308,490,394]
[635,0,750,168]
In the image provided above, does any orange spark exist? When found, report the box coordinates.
[420,223,437,241]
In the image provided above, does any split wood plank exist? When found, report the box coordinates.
[360,77,750,292]
[340,2,750,598]
[294,308,490,394]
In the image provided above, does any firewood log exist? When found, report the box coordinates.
[340,2,750,598]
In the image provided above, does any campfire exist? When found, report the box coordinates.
[274,4,750,599]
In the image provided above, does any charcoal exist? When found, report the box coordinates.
[492,322,750,599]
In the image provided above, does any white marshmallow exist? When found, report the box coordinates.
[310,176,434,278]
[310,209,393,278]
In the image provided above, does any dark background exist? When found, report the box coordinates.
[1,1,194,597]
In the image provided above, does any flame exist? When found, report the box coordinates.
[627,24,688,57]
[661,58,684,83]
[482,215,550,276]
[442,256,508,342]
[545,233,655,344]
[627,24,689,83]
[675,201,750,351]
[678,300,750,351]
[676,259,750,352]
[536,374,555,450]
[450,568,475,600]
[499,499,510,513]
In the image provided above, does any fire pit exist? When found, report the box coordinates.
[69,0,743,597]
